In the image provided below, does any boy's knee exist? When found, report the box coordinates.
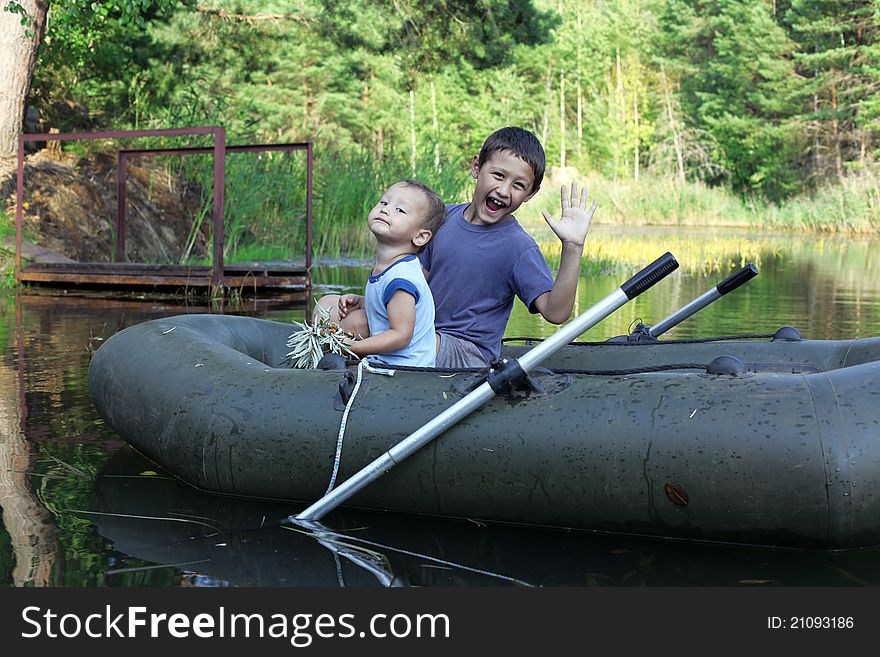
[344,310,369,339]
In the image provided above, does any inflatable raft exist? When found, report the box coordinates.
[88,313,880,550]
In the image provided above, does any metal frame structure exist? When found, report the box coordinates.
[15,126,313,291]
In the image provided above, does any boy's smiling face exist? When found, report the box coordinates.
[367,182,432,250]
[465,149,538,226]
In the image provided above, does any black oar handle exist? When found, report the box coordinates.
[621,252,679,300]
[716,263,759,296]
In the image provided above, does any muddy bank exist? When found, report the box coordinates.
[2,148,207,274]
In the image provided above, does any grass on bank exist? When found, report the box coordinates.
[526,167,880,234]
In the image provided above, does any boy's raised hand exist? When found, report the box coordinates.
[541,181,599,248]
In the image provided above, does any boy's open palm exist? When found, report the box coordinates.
[541,182,599,248]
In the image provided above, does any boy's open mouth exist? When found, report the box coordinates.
[485,196,506,213]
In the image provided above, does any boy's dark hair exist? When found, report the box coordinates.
[477,126,545,192]
[402,179,445,248]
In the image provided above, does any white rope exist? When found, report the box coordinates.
[324,359,394,495]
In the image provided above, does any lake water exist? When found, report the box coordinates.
[2,226,880,587]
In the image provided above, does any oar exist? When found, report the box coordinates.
[292,252,679,522]
[645,263,758,338]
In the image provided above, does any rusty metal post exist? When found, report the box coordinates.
[15,136,24,284]
[211,126,226,290]
[306,141,313,271]
[116,152,128,262]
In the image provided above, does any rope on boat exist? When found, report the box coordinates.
[501,333,777,345]
[372,362,710,376]
[325,359,395,495]
[549,363,708,375]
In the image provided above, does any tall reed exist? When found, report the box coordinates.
[311,147,470,258]
[763,170,880,233]
[180,150,311,263]
[178,145,470,262]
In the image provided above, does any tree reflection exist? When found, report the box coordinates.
[0,362,62,586]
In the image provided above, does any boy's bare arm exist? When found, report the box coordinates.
[533,182,599,324]
[345,291,416,357]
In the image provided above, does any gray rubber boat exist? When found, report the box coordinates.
[88,313,880,549]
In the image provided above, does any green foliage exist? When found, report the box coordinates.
[784,0,880,185]
[317,0,557,78]
[656,0,800,199]
[17,0,880,245]
[3,1,35,36]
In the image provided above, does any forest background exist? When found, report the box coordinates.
[2,0,880,264]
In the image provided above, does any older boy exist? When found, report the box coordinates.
[420,126,598,367]
[327,179,445,366]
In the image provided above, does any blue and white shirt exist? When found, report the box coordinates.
[364,254,436,367]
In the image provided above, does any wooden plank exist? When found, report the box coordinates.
[19,259,310,291]
[223,276,309,288]
[24,262,212,274]
[24,262,308,276]
[21,271,309,289]
[20,271,214,286]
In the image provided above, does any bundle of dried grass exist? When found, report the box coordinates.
[284,304,358,369]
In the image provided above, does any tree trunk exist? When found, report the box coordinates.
[661,65,685,185]
[541,60,553,146]
[830,74,844,184]
[577,76,582,159]
[559,70,565,169]
[633,91,640,181]
[409,89,416,176]
[0,0,48,161]
[431,79,440,172]
[616,48,627,179]
[576,13,582,158]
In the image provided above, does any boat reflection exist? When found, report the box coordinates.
[89,447,880,587]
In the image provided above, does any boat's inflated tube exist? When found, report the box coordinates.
[89,314,880,549]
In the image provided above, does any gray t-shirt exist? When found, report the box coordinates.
[418,203,554,363]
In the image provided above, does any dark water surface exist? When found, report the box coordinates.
[2,228,880,587]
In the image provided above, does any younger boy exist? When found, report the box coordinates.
[420,126,598,367]
[322,179,445,367]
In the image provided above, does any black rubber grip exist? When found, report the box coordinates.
[716,263,758,296]
[620,252,679,300]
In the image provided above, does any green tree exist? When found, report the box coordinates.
[785,0,880,186]
[657,0,799,199]
[0,1,181,158]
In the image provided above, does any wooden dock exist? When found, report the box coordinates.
[14,126,313,297]
[19,261,310,292]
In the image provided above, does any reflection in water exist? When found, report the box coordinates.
[514,230,880,343]
[0,301,62,586]
[89,447,880,587]
[2,227,880,586]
